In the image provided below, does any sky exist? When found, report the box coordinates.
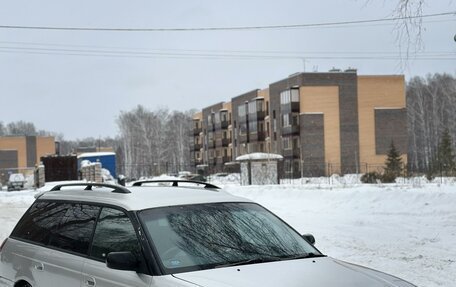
[0,0,455,140]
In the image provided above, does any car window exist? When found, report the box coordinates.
[139,202,320,274]
[12,201,68,245]
[90,207,141,261]
[48,203,100,255]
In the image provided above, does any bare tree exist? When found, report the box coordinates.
[117,106,193,179]
[0,122,5,136]
[407,73,456,172]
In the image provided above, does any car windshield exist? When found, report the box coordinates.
[139,202,321,274]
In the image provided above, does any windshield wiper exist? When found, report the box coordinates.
[284,252,327,260]
[215,256,282,268]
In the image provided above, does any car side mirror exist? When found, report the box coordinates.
[106,251,138,271]
[302,234,315,245]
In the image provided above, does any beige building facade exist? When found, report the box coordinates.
[192,70,407,176]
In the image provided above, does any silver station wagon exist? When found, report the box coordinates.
[0,181,416,287]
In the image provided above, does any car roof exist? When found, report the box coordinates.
[37,184,251,211]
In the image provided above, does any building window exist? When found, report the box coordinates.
[221,111,226,122]
[256,99,264,112]
[214,112,220,124]
[280,89,299,104]
[292,113,299,126]
[249,121,257,133]
[292,137,299,149]
[282,137,291,150]
[291,89,299,102]
[238,105,246,117]
[194,121,200,129]
[282,114,291,127]
[248,101,257,114]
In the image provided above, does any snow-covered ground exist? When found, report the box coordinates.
[1,181,455,286]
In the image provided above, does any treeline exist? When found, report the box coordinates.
[1,107,195,179]
[407,73,456,172]
[117,106,194,178]
[0,121,57,137]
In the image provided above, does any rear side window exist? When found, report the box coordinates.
[48,204,100,254]
[12,201,100,255]
[12,201,68,245]
[90,207,141,261]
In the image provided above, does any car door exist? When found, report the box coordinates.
[43,203,100,286]
[7,201,99,287]
[82,207,152,287]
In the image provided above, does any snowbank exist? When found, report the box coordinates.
[224,184,456,287]
[1,182,455,286]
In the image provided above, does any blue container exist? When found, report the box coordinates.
[77,152,116,178]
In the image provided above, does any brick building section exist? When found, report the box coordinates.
[192,71,407,176]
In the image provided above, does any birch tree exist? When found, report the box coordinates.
[407,73,456,172]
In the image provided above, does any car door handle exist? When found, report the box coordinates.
[85,277,96,287]
[34,263,44,271]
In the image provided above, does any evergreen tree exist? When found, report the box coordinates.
[436,129,456,176]
[382,141,403,183]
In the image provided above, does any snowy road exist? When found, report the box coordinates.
[1,183,455,287]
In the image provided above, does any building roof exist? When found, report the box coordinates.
[77,152,116,158]
[236,152,283,161]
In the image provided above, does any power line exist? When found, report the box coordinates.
[0,41,454,57]
[0,46,454,61]
[0,11,454,32]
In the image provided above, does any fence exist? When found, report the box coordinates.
[0,167,42,190]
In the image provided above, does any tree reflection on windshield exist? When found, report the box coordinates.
[140,203,318,273]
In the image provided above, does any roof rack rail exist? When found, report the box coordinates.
[49,183,131,194]
[132,179,220,190]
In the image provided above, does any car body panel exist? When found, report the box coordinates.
[0,238,83,287]
[173,257,415,287]
[82,258,152,287]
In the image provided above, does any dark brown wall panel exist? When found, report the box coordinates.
[300,114,325,176]
[375,108,407,154]
[26,136,37,167]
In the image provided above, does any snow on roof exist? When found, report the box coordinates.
[300,112,324,115]
[236,152,283,161]
[374,107,404,110]
[78,152,115,158]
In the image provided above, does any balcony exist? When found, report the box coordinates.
[249,131,267,142]
[283,148,301,158]
[282,125,300,136]
[221,120,229,129]
[281,102,300,113]
[221,138,230,147]
[193,127,202,136]
[208,140,216,149]
[193,144,202,151]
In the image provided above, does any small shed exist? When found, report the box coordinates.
[236,153,283,185]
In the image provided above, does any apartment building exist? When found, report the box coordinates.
[193,70,407,177]
[193,102,234,171]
